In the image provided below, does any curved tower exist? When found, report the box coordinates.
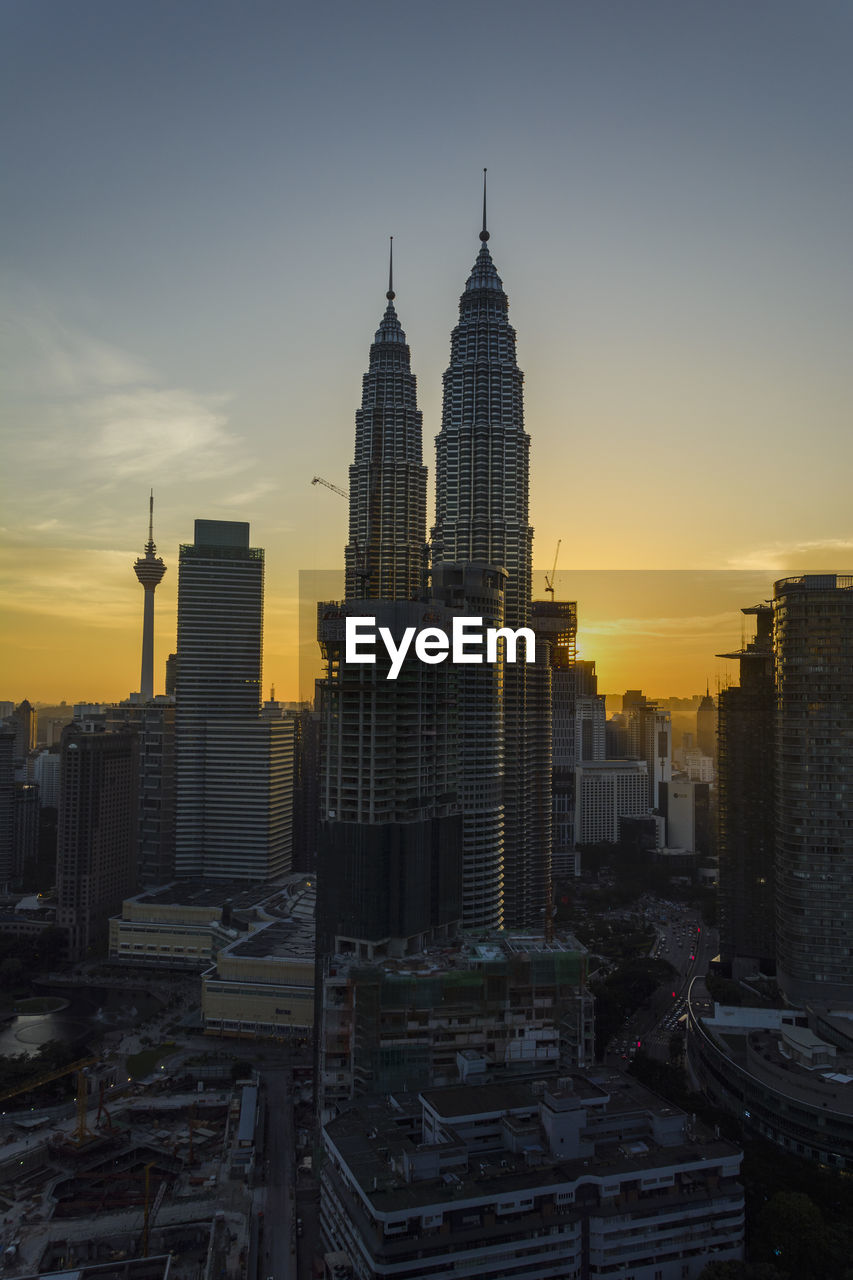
[345,239,428,601]
[133,491,166,700]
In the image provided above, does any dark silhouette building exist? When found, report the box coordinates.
[773,575,853,1007]
[317,260,462,956]
[56,724,138,959]
[716,605,775,977]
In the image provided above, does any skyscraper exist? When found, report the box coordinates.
[696,686,716,760]
[432,178,551,929]
[133,491,167,701]
[716,605,775,977]
[57,724,138,959]
[175,520,291,880]
[345,240,427,603]
[773,574,853,1007]
[317,264,462,955]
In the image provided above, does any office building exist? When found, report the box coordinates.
[628,702,672,810]
[532,601,578,878]
[432,185,550,928]
[659,780,711,856]
[132,491,167,700]
[317,270,462,955]
[773,574,853,1008]
[56,724,138,959]
[320,1071,744,1280]
[33,748,60,808]
[716,604,776,976]
[108,698,176,885]
[0,729,14,887]
[574,760,649,845]
[696,686,716,760]
[175,520,290,881]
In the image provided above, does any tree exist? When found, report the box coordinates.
[754,1191,827,1279]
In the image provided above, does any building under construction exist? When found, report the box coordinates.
[318,932,594,1123]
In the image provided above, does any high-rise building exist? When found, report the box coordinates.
[317,269,462,956]
[532,601,578,878]
[696,686,716,761]
[574,759,649,845]
[132,491,167,700]
[175,520,291,881]
[108,698,176,886]
[628,701,672,810]
[56,724,138,959]
[345,241,427,603]
[716,605,775,976]
[0,729,14,887]
[773,574,853,1007]
[432,181,551,928]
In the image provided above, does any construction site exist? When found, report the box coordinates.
[0,1056,264,1280]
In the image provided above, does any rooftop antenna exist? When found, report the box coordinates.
[480,167,489,242]
[146,488,155,552]
[387,235,395,301]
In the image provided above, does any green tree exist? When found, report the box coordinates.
[754,1191,827,1279]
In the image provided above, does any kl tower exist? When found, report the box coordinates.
[133,491,166,700]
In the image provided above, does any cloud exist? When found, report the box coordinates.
[220,479,279,506]
[581,610,741,640]
[728,538,853,571]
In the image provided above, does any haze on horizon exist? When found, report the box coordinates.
[2,1,853,704]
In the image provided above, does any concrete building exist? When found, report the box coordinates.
[33,747,60,807]
[0,728,14,887]
[696,688,716,759]
[175,520,292,881]
[108,697,176,885]
[716,604,776,976]
[574,760,649,845]
[687,994,853,1170]
[318,934,594,1124]
[658,780,710,856]
[57,725,138,959]
[320,1071,744,1280]
[773,574,853,1008]
[628,702,672,810]
[202,880,315,1039]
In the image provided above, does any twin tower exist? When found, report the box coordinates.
[318,187,552,957]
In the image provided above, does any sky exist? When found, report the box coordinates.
[2,0,853,703]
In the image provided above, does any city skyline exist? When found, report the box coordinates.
[3,2,853,702]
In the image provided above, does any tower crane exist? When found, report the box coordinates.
[311,475,348,500]
[310,475,371,586]
[545,539,562,601]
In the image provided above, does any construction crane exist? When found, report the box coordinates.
[311,475,348,500]
[0,1055,96,1106]
[311,475,371,586]
[544,539,562,601]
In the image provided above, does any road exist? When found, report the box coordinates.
[261,1069,297,1280]
[605,903,718,1065]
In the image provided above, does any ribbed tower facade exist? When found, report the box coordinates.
[345,248,428,601]
[318,265,462,956]
[133,491,166,701]
[433,190,551,930]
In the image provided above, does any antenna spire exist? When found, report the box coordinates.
[480,167,489,242]
[386,236,395,301]
[146,489,155,552]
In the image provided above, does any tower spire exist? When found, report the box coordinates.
[480,167,489,242]
[387,236,395,301]
[146,488,155,553]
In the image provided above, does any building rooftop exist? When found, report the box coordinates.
[324,1070,740,1216]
